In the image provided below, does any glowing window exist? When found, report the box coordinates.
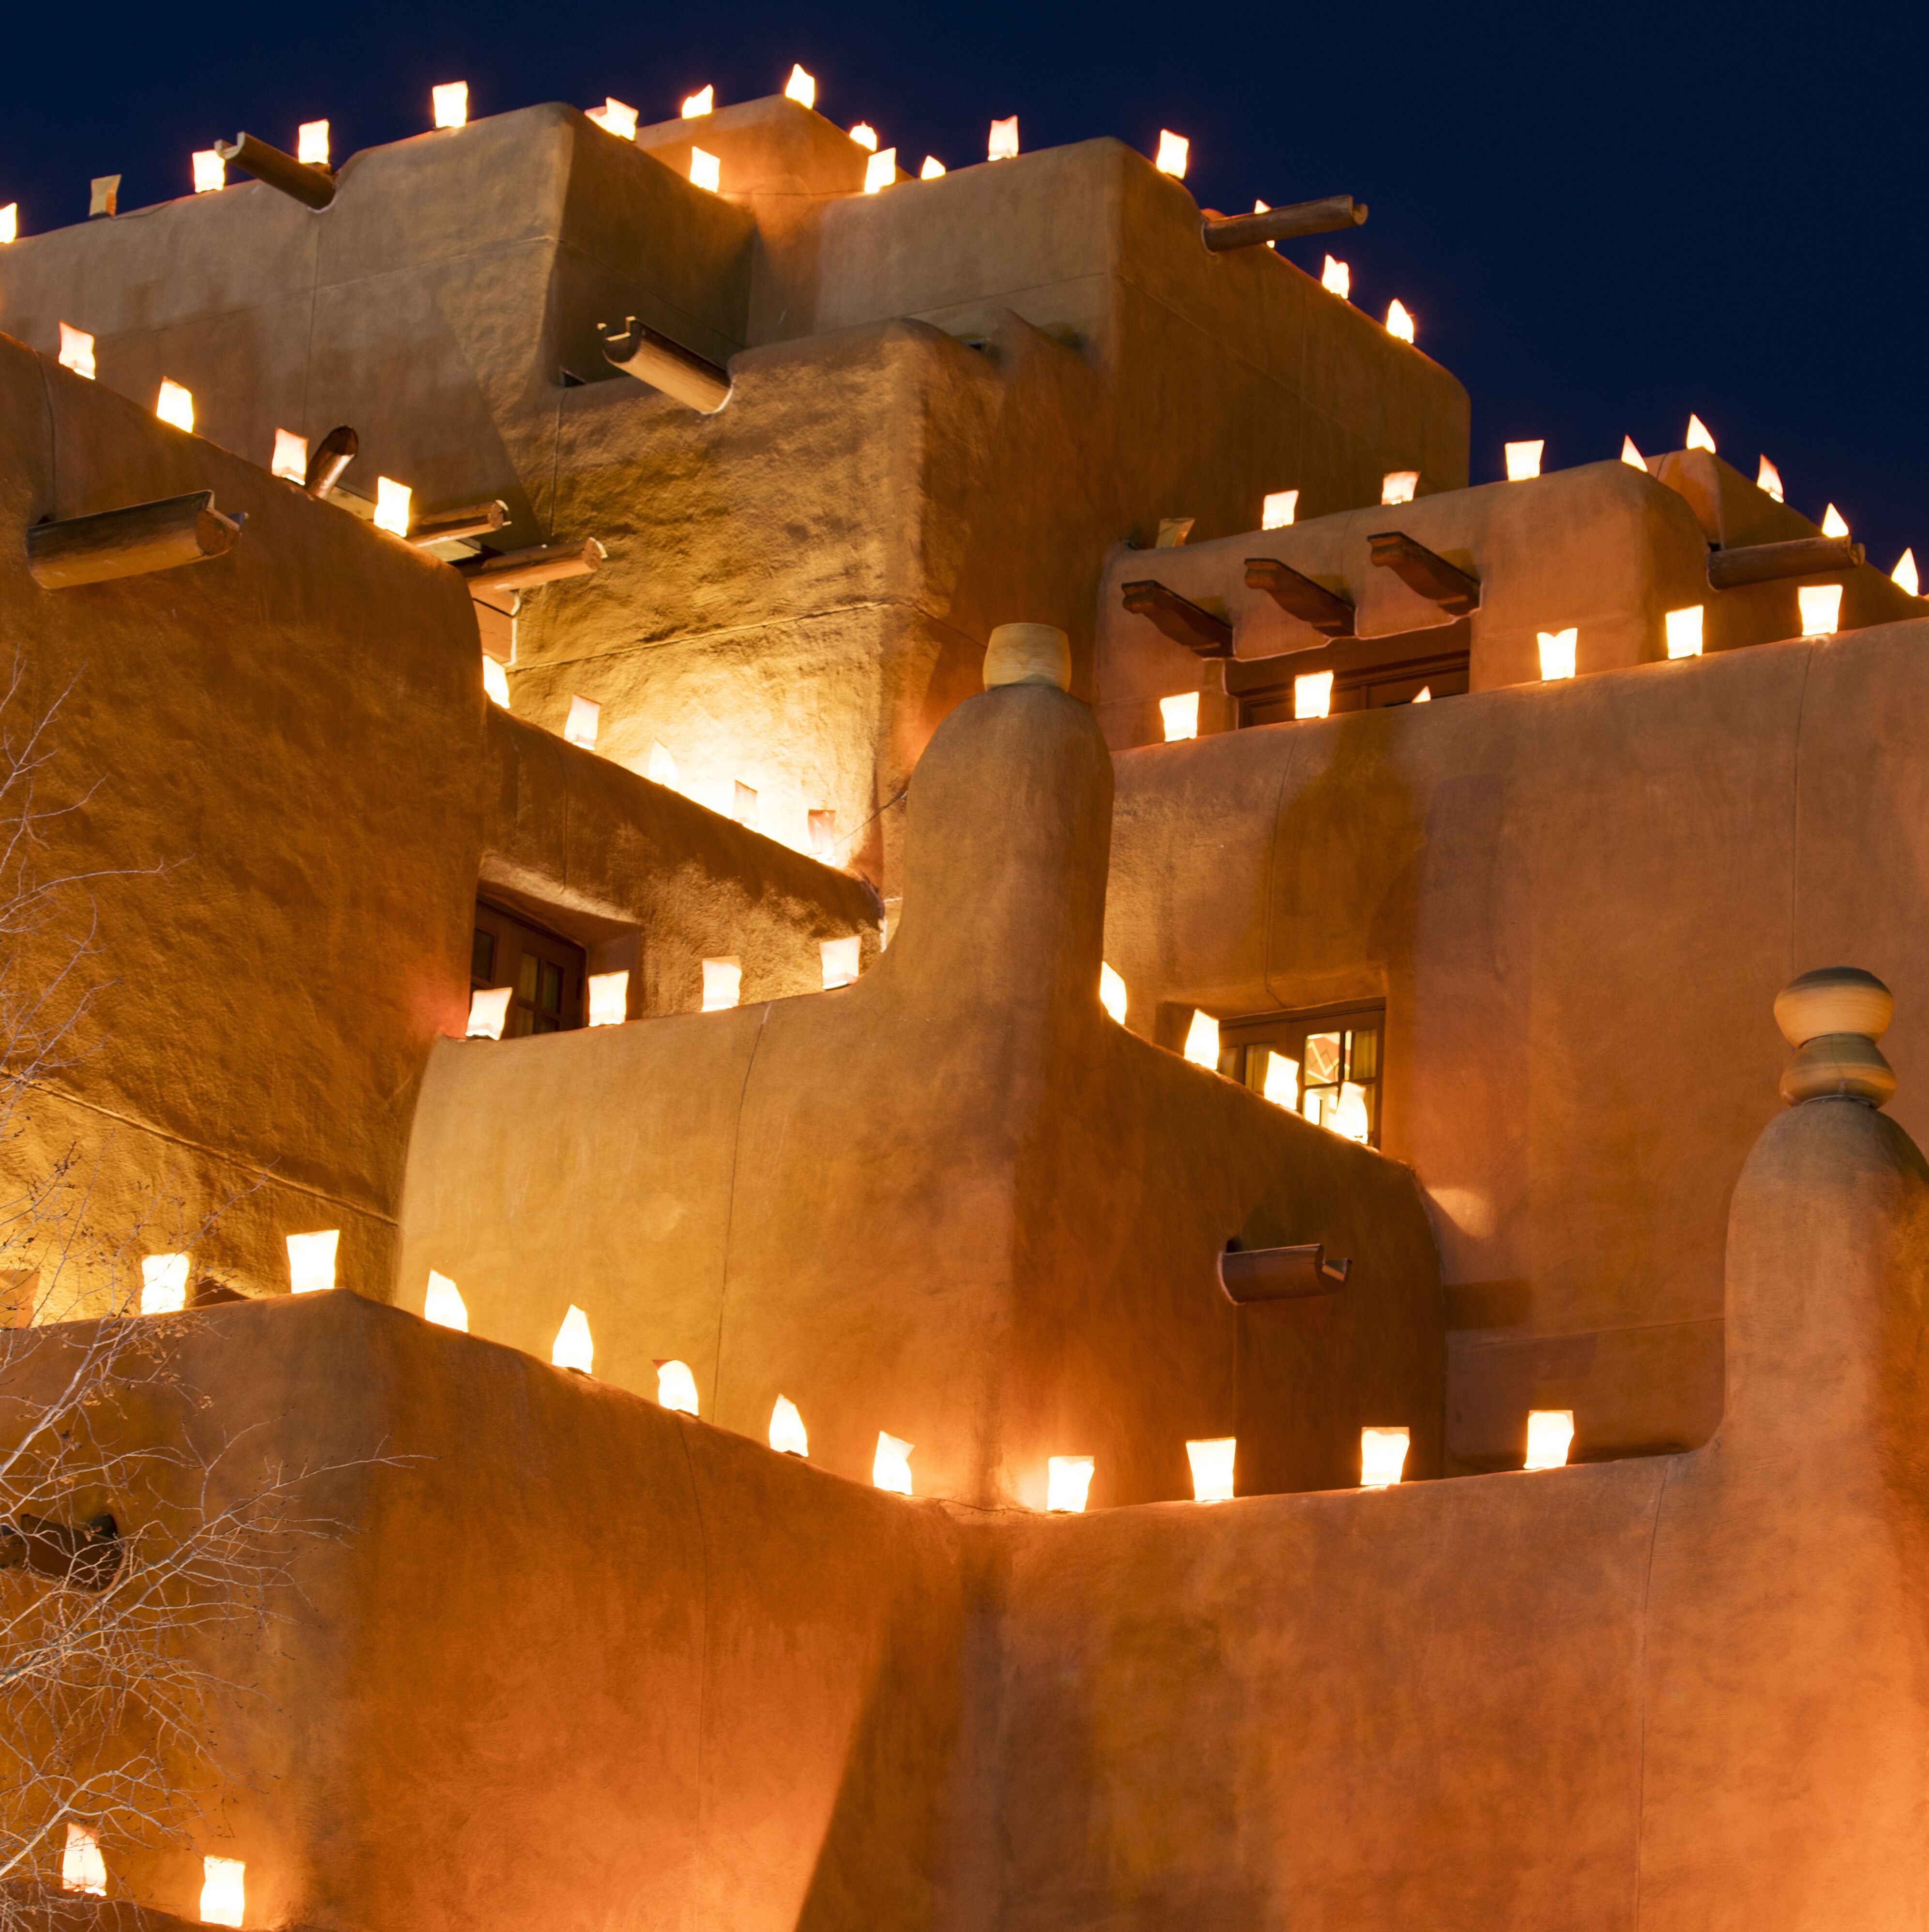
[1219,1003,1385,1148]
[471,901,585,1035]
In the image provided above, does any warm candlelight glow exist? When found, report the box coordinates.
[586,99,638,141]
[286,1230,338,1295]
[1664,605,1703,659]
[1538,628,1578,680]
[1160,692,1199,742]
[423,1271,467,1331]
[783,65,817,109]
[1821,503,1849,538]
[1524,1408,1575,1470]
[1757,454,1784,502]
[988,116,1019,162]
[0,204,16,245]
[563,694,601,749]
[432,82,469,130]
[1797,585,1842,636]
[1262,1053,1299,1107]
[374,476,410,536]
[482,657,510,709]
[681,85,714,119]
[1295,671,1333,720]
[848,122,878,150]
[1505,439,1543,481]
[192,150,226,195]
[769,1395,808,1456]
[271,428,306,481]
[1621,435,1646,470]
[551,1305,594,1374]
[821,935,860,989]
[920,155,946,179]
[1381,470,1417,505]
[647,740,679,787]
[1187,1436,1236,1503]
[1154,130,1189,177]
[1360,1426,1409,1488]
[199,1857,244,1928]
[1183,1010,1220,1068]
[61,1825,105,1897]
[1686,413,1716,453]
[140,1253,189,1315]
[59,323,95,380]
[690,147,721,192]
[1046,1455,1094,1512]
[587,970,628,1026]
[1321,254,1350,299]
[466,986,511,1038]
[873,1432,914,1494]
[863,148,896,194]
[297,121,330,167]
[1385,299,1415,343]
[1262,488,1298,529]
[1099,961,1128,1023]
[657,1359,699,1414]
[1894,549,1920,596]
[156,379,195,434]
[701,958,741,1012]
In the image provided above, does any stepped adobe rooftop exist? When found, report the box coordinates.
[3,69,1929,1932]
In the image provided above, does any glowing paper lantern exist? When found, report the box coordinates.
[784,65,817,109]
[701,958,741,1012]
[140,1253,189,1316]
[848,122,878,151]
[1385,299,1415,343]
[657,1359,699,1414]
[1524,1408,1575,1470]
[647,740,679,787]
[1685,413,1716,453]
[819,935,860,989]
[373,477,410,536]
[863,148,896,194]
[681,86,714,119]
[155,380,195,433]
[988,116,1019,162]
[563,694,601,749]
[1295,671,1333,720]
[1360,1427,1409,1488]
[690,147,721,193]
[1821,502,1850,538]
[423,1271,467,1331]
[873,1432,914,1494]
[769,1395,808,1456]
[192,151,225,195]
[1262,1053,1299,1108]
[1187,1436,1236,1503]
[1413,686,1432,702]
[1381,470,1417,506]
[1321,255,1350,299]
[199,1857,244,1928]
[432,82,468,130]
[1331,1082,1371,1143]
[731,781,758,829]
[1183,1010,1220,1068]
[587,99,638,140]
[0,204,16,244]
[1154,130,1189,178]
[482,657,511,709]
[1262,489,1298,529]
[1505,439,1543,481]
[586,970,628,1026]
[286,1230,338,1295]
[466,986,511,1039]
[1757,454,1784,501]
[1251,199,1278,247]
[62,1824,105,1897]
[90,177,120,219]
[920,155,946,179]
[297,121,330,167]
[1160,692,1199,742]
[1797,584,1842,636]
[1099,962,1128,1023]
[807,808,836,855]
[1620,435,1646,470]
[552,1305,594,1374]
[59,323,95,380]
[1664,605,1704,659]
[1046,1455,1094,1513]
[271,429,306,482]
[1538,628,1578,680]
[1894,549,1920,596]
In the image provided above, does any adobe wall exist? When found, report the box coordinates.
[1103,617,1929,1466]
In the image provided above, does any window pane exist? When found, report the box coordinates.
[1349,1028,1380,1083]
[539,961,563,1013]
[470,929,496,982]
[1305,1032,1342,1088]
[517,952,539,1003]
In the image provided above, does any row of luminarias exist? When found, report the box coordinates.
[58,1831,243,1928]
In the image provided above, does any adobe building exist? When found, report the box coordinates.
[3,74,1929,1932]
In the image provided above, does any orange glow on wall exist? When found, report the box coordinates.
[1537,628,1578,680]
[1262,488,1298,529]
[1154,130,1189,177]
[769,1395,808,1456]
[988,116,1019,162]
[199,1858,244,1928]
[656,1359,699,1413]
[1186,1436,1236,1503]
[863,148,896,194]
[59,323,95,380]
[1321,255,1350,299]
[563,694,601,749]
[1620,435,1646,470]
[1295,671,1334,719]
[1385,300,1415,343]
[920,156,946,179]
[1524,1409,1575,1470]
[271,429,306,482]
[701,958,741,1011]
[423,1271,467,1331]
[1757,454,1784,501]
[62,1825,105,1897]
[140,1253,189,1315]
[297,121,330,167]
[1262,1053,1299,1108]
[587,99,638,140]
[1821,503,1850,538]
[373,477,410,536]
[783,65,816,109]
[1505,440,1543,481]
[466,986,511,1039]
[1046,1455,1094,1512]
[1665,605,1704,659]
[873,1432,914,1494]
[1894,549,1920,596]
[156,379,195,434]
[586,970,628,1026]
[552,1305,594,1374]
[1183,1010,1219,1068]
[192,151,225,195]
[1686,413,1716,453]
[286,1230,338,1294]
[681,86,714,119]
[1360,1426,1409,1488]
[1797,584,1842,636]
[689,147,721,193]
[848,122,878,151]
[1381,470,1417,506]
[432,83,468,130]
[1160,692,1199,742]
[1099,962,1128,1023]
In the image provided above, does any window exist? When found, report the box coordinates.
[1217,1002,1385,1147]
[1226,633,1470,729]
[470,900,586,1036]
